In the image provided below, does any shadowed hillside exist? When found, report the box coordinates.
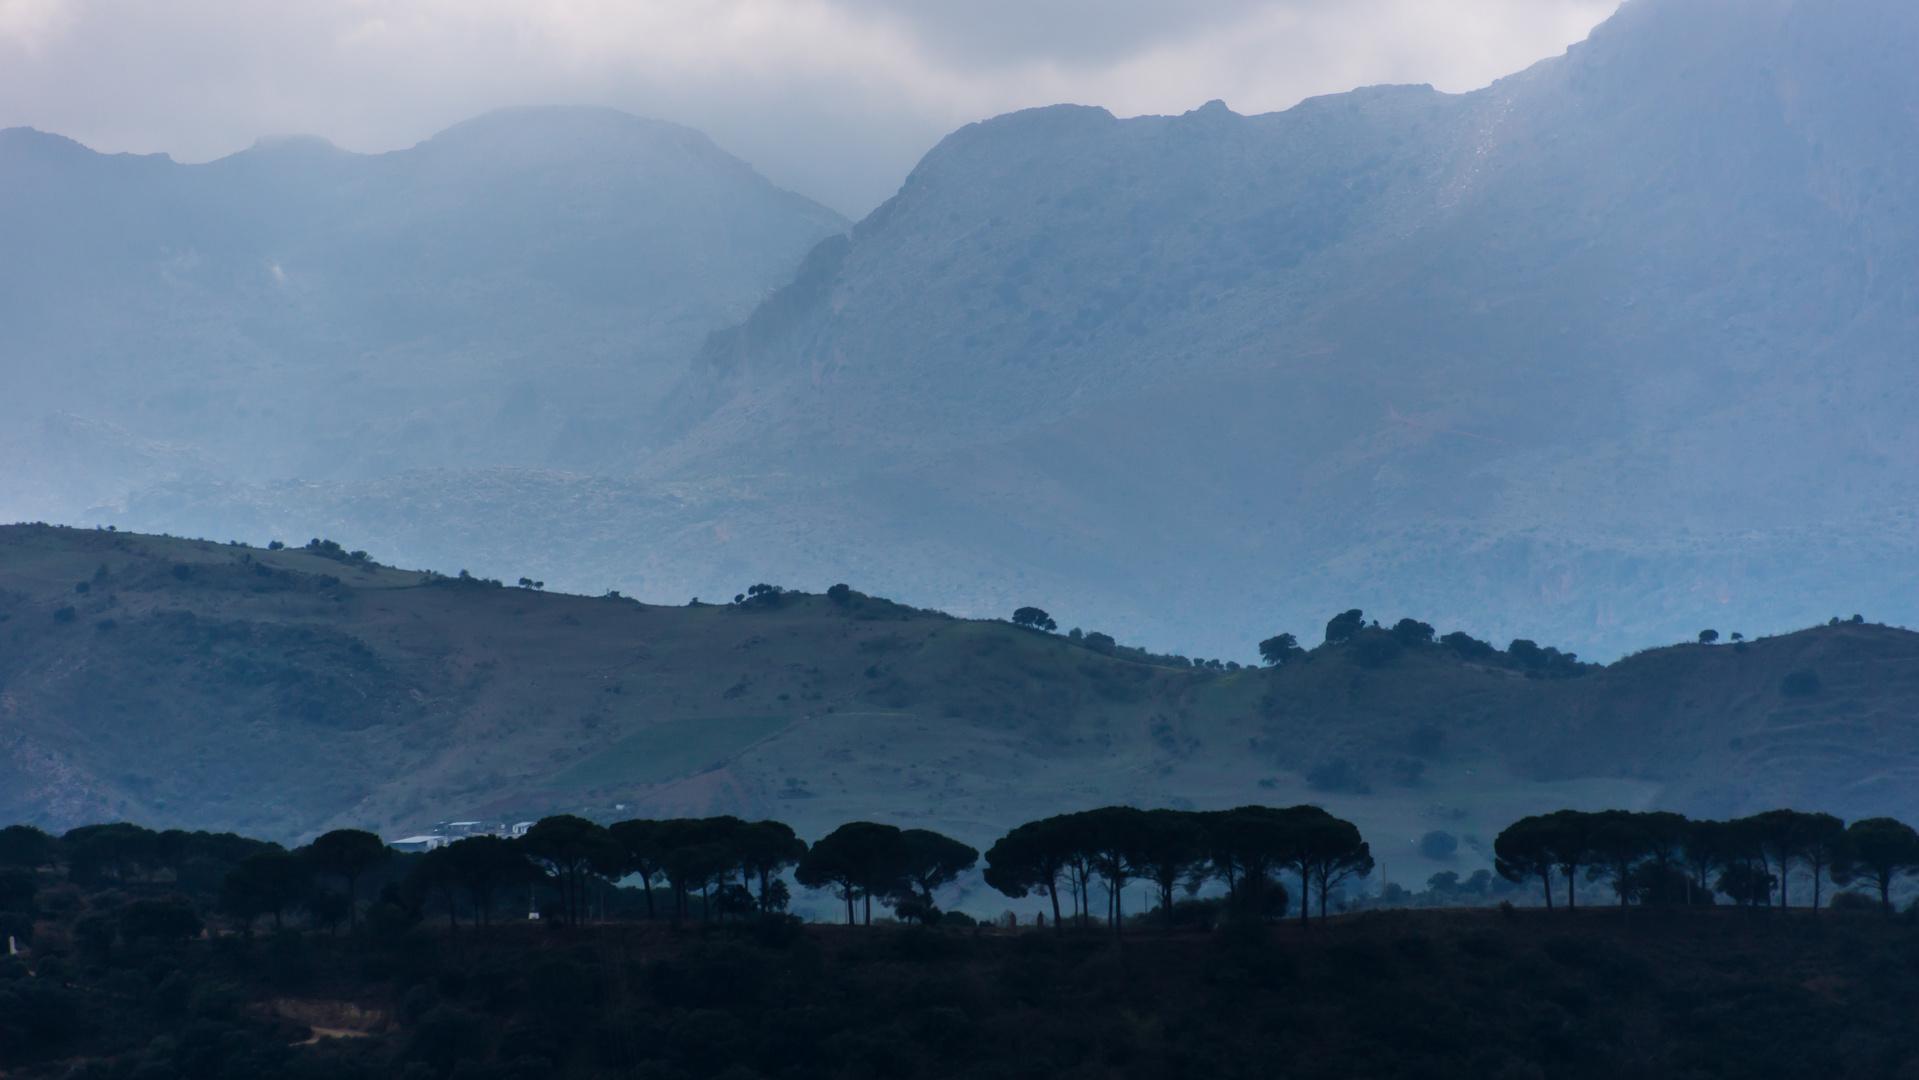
[3,525,1916,894]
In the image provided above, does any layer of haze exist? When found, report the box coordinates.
[0,0,1617,216]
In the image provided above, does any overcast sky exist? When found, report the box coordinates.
[0,0,1618,217]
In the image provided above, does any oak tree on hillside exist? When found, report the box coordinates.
[1258,633,1304,666]
[1012,607,1058,632]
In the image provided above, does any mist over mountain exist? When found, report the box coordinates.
[631,0,1919,660]
[0,106,848,512]
[10,0,1919,664]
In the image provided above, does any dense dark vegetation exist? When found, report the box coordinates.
[8,798,1919,1077]
[11,821,1919,1080]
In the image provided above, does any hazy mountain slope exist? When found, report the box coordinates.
[593,0,1919,659]
[4,525,1915,885]
[0,106,848,508]
[21,0,1919,666]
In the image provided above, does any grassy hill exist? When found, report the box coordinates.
[3,524,1916,894]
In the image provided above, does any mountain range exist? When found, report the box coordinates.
[0,105,846,502]
[3,0,1916,666]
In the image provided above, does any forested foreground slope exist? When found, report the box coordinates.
[15,903,1919,1080]
[2,524,1916,861]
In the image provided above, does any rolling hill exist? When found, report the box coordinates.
[3,524,1915,894]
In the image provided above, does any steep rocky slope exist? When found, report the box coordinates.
[91,0,1919,664]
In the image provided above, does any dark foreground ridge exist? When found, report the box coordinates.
[9,888,1919,1079]
[9,792,1919,1075]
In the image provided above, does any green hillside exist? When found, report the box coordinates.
[3,523,1915,892]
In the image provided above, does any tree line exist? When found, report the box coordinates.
[1493,809,1919,912]
[0,803,1377,937]
[982,804,1371,931]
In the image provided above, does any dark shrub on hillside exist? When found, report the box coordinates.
[1392,618,1436,646]
[1441,631,1497,659]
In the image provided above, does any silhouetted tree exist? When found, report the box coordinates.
[1747,809,1817,909]
[1834,817,1919,913]
[1698,629,1719,644]
[444,835,531,928]
[1586,811,1651,906]
[1258,633,1304,666]
[1678,819,1728,906]
[608,819,667,918]
[1012,607,1058,632]
[1540,810,1597,909]
[1134,809,1206,931]
[1298,815,1373,919]
[1796,812,1846,912]
[1494,815,1558,909]
[733,820,808,914]
[983,819,1072,931]
[655,817,744,922]
[519,815,617,927]
[1078,807,1150,934]
[891,829,978,924]
[1715,817,1772,907]
[797,822,908,925]
[303,829,390,931]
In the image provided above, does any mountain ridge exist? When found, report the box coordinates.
[0,105,849,514]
